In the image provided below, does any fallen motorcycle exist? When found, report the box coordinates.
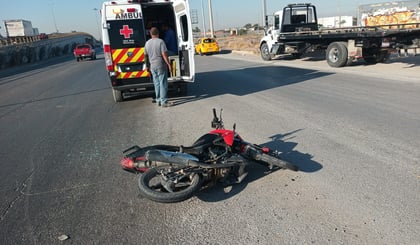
[120,109,298,203]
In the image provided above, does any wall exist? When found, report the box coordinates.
[0,34,94,70]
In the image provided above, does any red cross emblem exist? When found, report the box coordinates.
[120,25,133,38]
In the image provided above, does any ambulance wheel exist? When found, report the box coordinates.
[112,89,123,102]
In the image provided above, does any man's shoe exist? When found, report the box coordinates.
[162,102,171,107]
[152,99,157,103]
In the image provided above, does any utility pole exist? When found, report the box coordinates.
[49,3,59,33]
[208,0,214,38]
[93,8,101,41]
[201,0,206,37]
[262,0,267,28]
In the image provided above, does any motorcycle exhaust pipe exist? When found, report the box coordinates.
[145,150,245,168]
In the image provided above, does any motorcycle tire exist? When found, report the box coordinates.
[260,153,299,172]
[138,166,203,203]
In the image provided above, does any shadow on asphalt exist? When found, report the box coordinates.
[165,64,333,107]
[196,129,323,203]
[272,51,420,67]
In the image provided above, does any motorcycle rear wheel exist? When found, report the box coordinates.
[138,166,203,203]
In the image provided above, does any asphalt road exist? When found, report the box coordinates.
[0,53,419,244]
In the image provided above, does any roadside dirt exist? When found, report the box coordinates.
[217,34,261,55]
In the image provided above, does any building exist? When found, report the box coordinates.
[4,19,35,37]
[318,16,357,28]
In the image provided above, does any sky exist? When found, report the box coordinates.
[0,0,400,39]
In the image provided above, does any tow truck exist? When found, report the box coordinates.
[259,3,420,67]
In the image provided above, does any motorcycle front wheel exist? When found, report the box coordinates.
[138,166,203,203]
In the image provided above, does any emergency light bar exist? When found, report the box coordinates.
[127,8,137,12]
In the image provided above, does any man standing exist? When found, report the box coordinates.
[145,27,172,107]
[162,23,178,56]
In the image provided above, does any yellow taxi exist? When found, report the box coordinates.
[195,37,220,55]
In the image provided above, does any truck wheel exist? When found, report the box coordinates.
[112,89,123,102]
[363,48,378,65]
[363,48,389,65]
[326,42,348,67]
[260,43,273,61]
[76,57,80,62]
[377,50,390,63]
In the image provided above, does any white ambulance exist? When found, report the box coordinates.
[101,0,195,102]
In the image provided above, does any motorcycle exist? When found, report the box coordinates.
[120,109,298,203]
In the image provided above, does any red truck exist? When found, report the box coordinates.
[73,43,96,62]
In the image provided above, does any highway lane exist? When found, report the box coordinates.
[0,53,419,244]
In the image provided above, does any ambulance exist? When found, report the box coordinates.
[101,0,195,102]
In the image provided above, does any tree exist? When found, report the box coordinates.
[243,23,252,29]
[238,29,248,35]
[252,24,261,30]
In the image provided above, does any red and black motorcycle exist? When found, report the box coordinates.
[120,109,298,203]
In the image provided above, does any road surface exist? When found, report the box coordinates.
[0,53,419,244]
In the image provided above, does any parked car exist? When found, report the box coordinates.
[39,33,48,40]
[73,44,96,62]
[195,37,220,55]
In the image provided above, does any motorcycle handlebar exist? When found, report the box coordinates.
[212,108,218,120]
[211,108,224,129]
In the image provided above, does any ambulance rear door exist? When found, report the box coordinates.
[104,3,149,82]
[173,0,195,82]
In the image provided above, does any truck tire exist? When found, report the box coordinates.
[364,49,389,64]
[260,43,273,61]
[326,42,348,67]
[112,89,123,102]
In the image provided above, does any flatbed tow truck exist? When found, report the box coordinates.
[260,3,420,67]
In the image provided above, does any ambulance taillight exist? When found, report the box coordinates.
[103,45,114,71]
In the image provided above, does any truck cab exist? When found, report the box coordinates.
[277,4,318,33]
[261,3,318,61]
